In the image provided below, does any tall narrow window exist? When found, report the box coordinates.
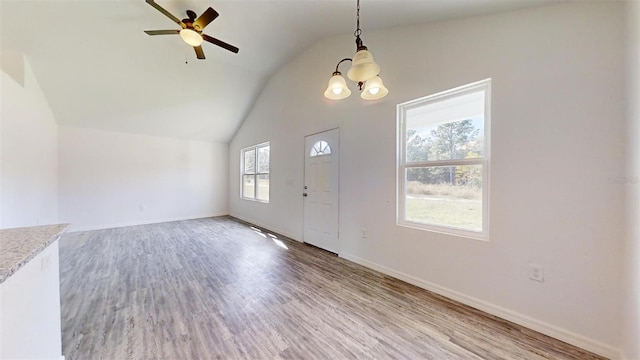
[397,79,490,239]
[241,142,270,202]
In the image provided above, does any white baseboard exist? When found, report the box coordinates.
[228,213,302,242]
[340,252,622,360]
[67,213,229,232]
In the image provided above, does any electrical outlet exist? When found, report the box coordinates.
[529,264,544,282]
[361,228,367,238]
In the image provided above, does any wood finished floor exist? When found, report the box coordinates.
[59,217,605,360]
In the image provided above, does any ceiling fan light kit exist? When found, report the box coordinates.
[143,0,238,60]
[324,0,388,101]
[179,29,204,46]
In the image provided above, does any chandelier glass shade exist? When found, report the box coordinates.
[347,49,380,82]
[361,75,388,100]
[324,72,352,100]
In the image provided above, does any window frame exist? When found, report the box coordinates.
[241,142,270,203]
[397,79,491,240]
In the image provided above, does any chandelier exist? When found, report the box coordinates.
[323,0,388,101]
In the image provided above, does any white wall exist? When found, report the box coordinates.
[0,52,230,232]
[0,241,62,360]
[230,2,626,357]
[623,1,640,359]
[59,126,228,231]
[0,51,58,228]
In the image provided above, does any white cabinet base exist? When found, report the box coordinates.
[0,240,63,360]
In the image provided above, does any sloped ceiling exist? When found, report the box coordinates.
[0,0,555,143]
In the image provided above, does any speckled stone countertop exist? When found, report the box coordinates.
[0,224,70,284]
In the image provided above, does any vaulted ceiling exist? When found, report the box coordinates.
[0,0,554,143]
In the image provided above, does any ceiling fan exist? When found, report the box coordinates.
[143,0,239,60]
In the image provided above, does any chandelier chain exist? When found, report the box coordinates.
[354,0,362,37]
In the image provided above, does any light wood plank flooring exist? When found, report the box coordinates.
[59,216,605,359]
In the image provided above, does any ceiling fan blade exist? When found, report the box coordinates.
[145,0,186,28]
[194,46,206,60]
[144,29,180,36]
[202,34,239,54]
[193,7,219,31]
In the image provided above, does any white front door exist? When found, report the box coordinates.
[303,128,339,253]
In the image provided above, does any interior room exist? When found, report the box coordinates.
[1,0,638,359]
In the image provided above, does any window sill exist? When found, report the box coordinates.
[240,197,270,204]
[397,221,488,241]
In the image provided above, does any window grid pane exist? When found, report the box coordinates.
[244,149,256,174]
[242,175,255,199]
[310,141,332,157]
[258,146,270,174]
[405,166,482,232]
[256,174,269,202]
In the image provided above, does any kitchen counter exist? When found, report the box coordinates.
[0,223,69,284]
[0,223,69,359]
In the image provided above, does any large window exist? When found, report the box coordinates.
[397,79,490,239]
[241,142,270,202]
